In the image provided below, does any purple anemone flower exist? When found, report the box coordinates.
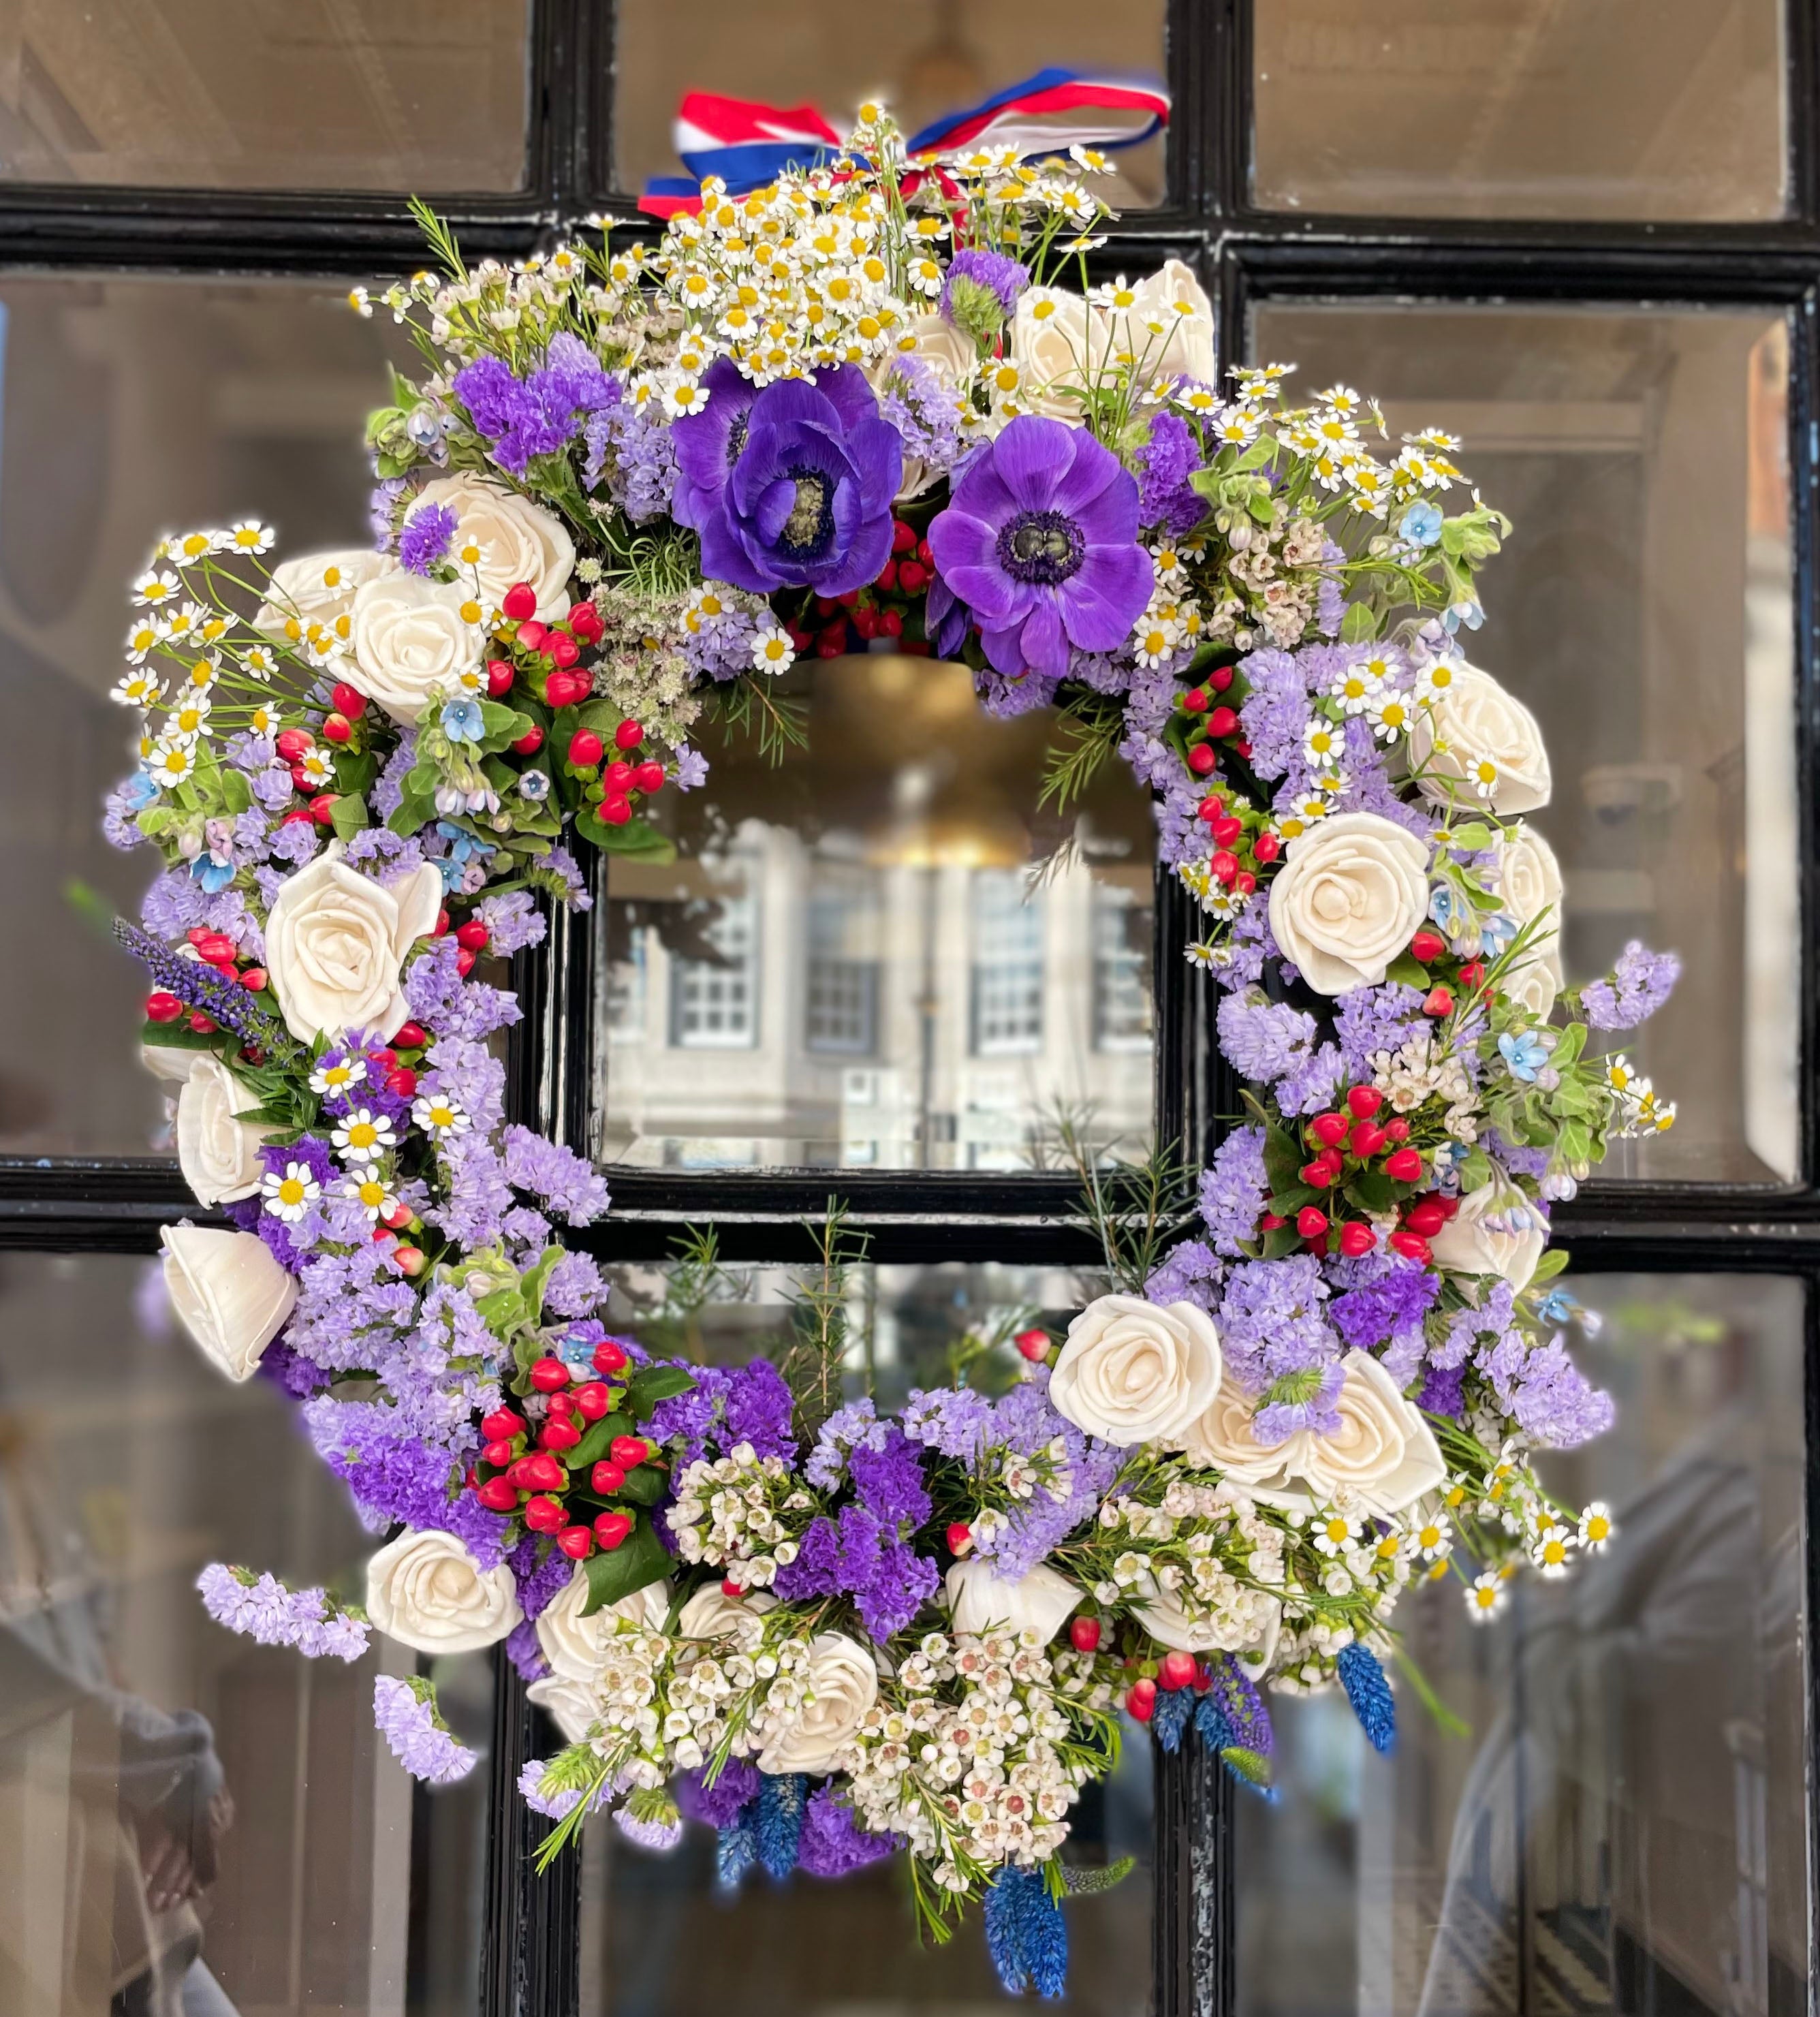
[670,360,902,596]
[927,416,1151,681]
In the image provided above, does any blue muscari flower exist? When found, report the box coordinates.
[441,696,485,744]
[1443,597,1484,634]
[985,1864,1068,1999]
[1399,500,1443,547]
[715,1810,757,1890]
[1150,1686,1194,1754]
[1336,1641,1396,1755]
[755,1770,805,1880]
[1498,1031,1551,1083]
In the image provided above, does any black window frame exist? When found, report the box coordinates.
[1,3,1817,2013]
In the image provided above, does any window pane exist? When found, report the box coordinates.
[611,0,1167,209]
[1250,304,1798,1183]
[578,1255,1153,2016]
[0,1250,492,2013]
[0,3,529,191]
[1236,1270,1808,2017]
[1252,0,1784,221]
[0,275,409,1158]
[595,656,1157,1172]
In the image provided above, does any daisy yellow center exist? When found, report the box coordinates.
[347,1122,377,1149]
[429,1105,454,1127]
[1586,1516,1610,1541]
[358,1180,386,1206]
[279,1178,306,1206]
[1323,1518,1349,1543]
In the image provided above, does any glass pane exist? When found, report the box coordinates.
[0,1249,492,2014]
[1252,0,1785,221]
[1250,304,1798,1183]
[0,3,529,191]
[576,1255,1153,2015]
[0,275,411,1158]
[612,0,1167,210]
[595,655,1156,1172]
[1236,1270,1808,2017]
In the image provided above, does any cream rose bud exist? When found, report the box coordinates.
[1049,1294,1223,1448]
[253,548,392,649]
[675,1584,775,1642]
[1268,811,1432,996]
[140,1042,202,1084]
[349,571,486,725]
[160,1224,298,1381]
[413,473,576,621]
[175,1055,277,1206]
[945,1560,1080,1644]
[1129,259,1216,385]
[536,1567,672,1683]
[1427,1182,1547,1292]
[525,1672,599,1747]
[263,842,444,1044]
[757,1632,879,1774]
[1408,661,1552,816]
[366,1528,522,1655]
[1292,1351,1445,1517]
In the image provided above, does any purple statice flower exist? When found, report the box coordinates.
[428,1133,516,1247]
[1329,1261,1440,1354]
[975,1385,1120,1582]
[268,817,323,866]
[259,1339,333,1400]
[901,1386,996,1462]
[1253,1361,1346,1444]
[1487,1128,1551,1182]
[874,351,962,484]
[807,1398,890,1487]
[1217,991,1318,1086]
[403,936,522,1040]
[614,1806,685,1854]
[847,1426,931,1529]
[543,845,593,912]
[796,1785,898,1877]
[505,1619,548,1682]
[454,334,616,477]
[1416,1362,1465,1418]
[374,1675,477,1784]
[518,1759,610,1819]
[371,475,409,548]
[104,780,152,849]
[372,730,419,824]
[1236,649,1313,781]
[477,890,545,956]
[672,360,901,596]
[928,416,1150,681]
[1198,1126,1271,1256]
[398,501,458,576]
[501,1125,610,1225]
[677,1757,760,1830]
[1497,1336,1614,1447]
[1206,901,1280,991]
[305,1396,508,1564]
[1274,1042,1346,1116]
[544,1250,606,1318]
[508,1535,578,1625]
[772,1503,939,1640]
[1582,941,1681,1030]
[424,1033,507,1133]
[1145,1235,1224,1311]
[1218,1256,1341,1392]
[975,663,1063,717]
[940,248,1028,330]
[674,747,708,790]
[725,1360,797,1460]
[586,394,676,522]
[1133,409,1208,537]
[1334,984,1428,1080]
[195,1564,369,1660]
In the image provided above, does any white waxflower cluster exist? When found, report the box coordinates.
[843,1630,1097,1892]
[1372,1029,1479,1138]
[666,1442,813,1587]
[1085,1480,1285,1646]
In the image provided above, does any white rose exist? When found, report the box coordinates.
[536,1567,672,1683]
[1181,1375,1310,1486]
[349,571,486,724]
[140,1042,201,1084]
[676,1584,775,1643]
[1128,259,1217,385]
[366,1528,521,1655]
[175,1055,277,1206]
[1009,290,1107,420]
[944,1560,1080,1644]
[160,1224,297,1381]
[897,313,975,391]
[413,473,575,621]
[1494,824,1565,1013]
[253,548,392,650]
[757,1632,879,1773]
[1048,1295,1223,1448]
[1268,811,1432,995]
[1133,1578,1283,1665]
[1408,661,1552,816]
[263,842,444,1044]
[1427,1182,1546,1292]
[527,1672,599,1747]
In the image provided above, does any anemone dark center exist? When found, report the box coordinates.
[726,413,750,467]
[997,510,1083,585]
[779,468,834,554]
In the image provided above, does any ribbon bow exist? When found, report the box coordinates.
[639,67,1169,217]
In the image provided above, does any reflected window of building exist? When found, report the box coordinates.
[970,869,1045,1058]
[805,860,881,1057]
[1251,305,1798,1184]
[670,878,759,1050]
[1092,879,1152,1054]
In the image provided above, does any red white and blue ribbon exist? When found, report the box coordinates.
[639,68,1170,217]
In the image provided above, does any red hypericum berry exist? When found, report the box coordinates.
[1187,742,1217,777]
[946,1521,973,1556]
[892,518,917,554]
[1457,959,1486,990]
[322,711,353,744]
[1210,815,1244,847]
[1347,1085,1383,1119]
[288,764,313,794]
[599,796,633,826]
[613,719,644,751]
[1126,1679,1157,1722]
[1310,1112,1350,1148]
[632,760,665,794]
[874,557,898,593]
[1350,1121,1387,1158]
[1260,1212,1287,1230]
[852,604,880,638]
[384,1065,418,1099]
[596,760,629,794]
[188,1012,217,1035]
[529,1357,571,1393]
[454,947,475,978]
[1389,1230,1432,1264]
[1405,1196,1447,1238]
[1180,686,1208,713]
[454,920,490,954]
[896,558,929,595]
[1296,1206,1330,1240]
[1300,1160,1335,1188]
[539,1418,582,1452]
[1210,666,1234,692]
[513,1452,565,1492]
[1234,871,1257,896]
[592,1339,629,1375]
[1253,831,1281,864]
[1422,986,1456,1018]
[392,1020,428,1051]
[240,965,268,992]
[877,606,904,638]
[546,1390,574,1418]
[1069,1615,1102,1653]
[1383,1117,1412,1144]
[593,1512,633,1550]
[556,1525,595,1560]
[512,725,544,755]
[815,627,846,658]
[485,658,516,697]
[548,631,581,670]
[1338,1221,1376,1258]
[836,589,860,610]
[1210,849,1238,885]
[1316,1145,1345,1173]
[275,728,314,762]
[591,1460,627,1495]
[1159,1650,1198,1692]
[1206,704,1240,738]
[475,1476,520,1511]
[1409,928,1446,965]
[610,1435,649,1470]
[502,581,537,622]
[569,599,603,640]
[539,670,576,708]
[146,991,183,1024]
[1384,1147,1424,1183]
[483,1407,526,1443]
[195,930,236,962]
[395,1245,428,1276]
[567,728,604,769]
[482,1439,515,1469]
[1014,1327,1050,1362]
[915,537,934,569]
[524,1495,567,1534]
[1197,794,1225,823]
[571,1381,612,1422]
[309,794,338,826]
[330,681,366,719]
[279,806,315,828]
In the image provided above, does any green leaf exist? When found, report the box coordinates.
[140,1022,225,1053]
[519,1246,565,1328]
[1219,1745,1273,1789]
[616,1464,668,1507]
[1343,1170,1399,1215]
[477,701,536,754]
[1447,821,1494,851]
[1528,1247,1570,1285]
[221,768,253,815]
[1261,1125,1306,1197]
[1259,1222,1303,1260]
[1267,1184,1319,1215]
[330,794,371,841]
[565,1412,623,1471]
[1384,952,1431,989]
[626,1363,695,1420]
[580,1515,671,1615]
[1339,601,1380,644]
[574,809,677,863]
[1456,1147,1492,1192]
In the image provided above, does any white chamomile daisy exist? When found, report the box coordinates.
[111,670,166,710]
[262,1161,322,1223]
[332,1108,396,1163]
[1578,1501,1616,1552]
[1411,1514,1452,1562]
[228,520,276,554]
[133,568,181,608]
[309,1054,368,1098]
[123,616,166,662]
[751,624,796,674]
[162,695,213,745]
[662,375,709,419]
[1465,1573,1508,1623]
[1302,718,1346,767]
[411,1091,471,1140]
[1411,658,1461,707]
[1328,659,1387,716]
[1366,691,1413,742]
[1531,1530,1578,1579]
[1132,619,1180,668]
[144,738,196,789]
[1312,1510,1361,1558]
[349,285,373,317]
[243,645,279,679]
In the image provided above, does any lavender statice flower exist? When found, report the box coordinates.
[1253,1361,1345,1443]
[374,1674,477,1784]
[196,1564,370,1659]
[477,890,546,956]
[398,501,458,576]
[1236,648,1313,781]
[1274,1042,1346,1116]
[372,730,419,823]
[674,747,708,790]
[403,936,522,1040]
[544,1250,606,1318]
[518,1758,610,1819]
[1218,1257,1341,1392]
[807,1398,890,1487]
[901,1385,996,1462]
[1145,1235,1224,1311]
[1217,991,1319,1086]
[1499,1336,1614,1447]
[500,1125,610,1225]
[370,475,409,548]
[614,1804,685,1854]
[1334,984,1427,1081]
[796,1784,898,1876]
[1133,409,1208,537]
[1581,941,1681,1030]
[874,351,962,484]
[586,394,677,522]
[1198,1126,1270,1257]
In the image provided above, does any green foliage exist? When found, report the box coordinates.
[580,1513,672,1615]
[778,1198,870,1441]
[1050,1103,1197,1296]
[1037,691,1126,812]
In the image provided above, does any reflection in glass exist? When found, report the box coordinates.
[0,1251,491,2015]
[595,656,1156,1172]
[1251,306,1797,1183]
[580,1255,1152,2016]
[612,0,1167,210]
[0,277,411,1158]
[0,3,530,191]
[1237,1272,1808,2017]
[1252,0,1784,221]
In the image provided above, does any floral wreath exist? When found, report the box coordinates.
[106,101,1680,1997]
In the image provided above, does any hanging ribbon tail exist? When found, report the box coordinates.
[905,66,1170,160]
[639,91,844,215]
